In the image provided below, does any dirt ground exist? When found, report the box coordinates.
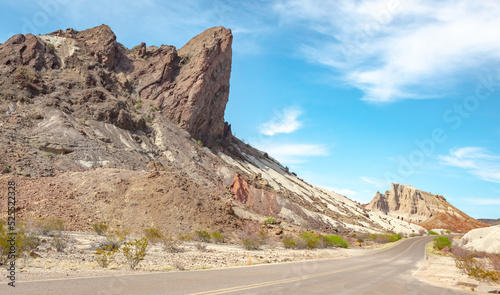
[414,242,500,294]
[0,230,370,283]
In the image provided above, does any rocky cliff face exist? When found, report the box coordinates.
[0,25,425,236]
[365,183,489,233]
[0,25,232,146]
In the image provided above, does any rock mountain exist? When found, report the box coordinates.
[0,25,461,238]
[365,183,488,233]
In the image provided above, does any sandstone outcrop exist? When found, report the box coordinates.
[365,183,489,233]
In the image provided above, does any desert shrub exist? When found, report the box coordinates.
[282,236,298,249]
[264,217,276,225]
[322,235,349,248]
[242,238,261,250]
[0,225,34,264]
[162,235,183,253]
[455,257,499,282]
[143,226,164,243]
[50,233,67,252]
[122,238,148,270]
[365,233,401,244]
[177,232,193,242]
[194,242,207,252]
[445,230,452,234]
[94,245,117,268]
[238,223,267,250]
[47,43,55,50]
[96,229,130,251]
[433,236,452,251]
[490,254,500,272]
[136,99,142,109]
[37,217,65,236]
[300,232,321,249]
[211,231,224,244]
[409,233,416,237]
[196,140,203,147]
[428,230,439,236]
[92,222,108,236]
[194,230,211,243]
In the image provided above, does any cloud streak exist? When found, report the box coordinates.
[439,147,500,183]
[259,108,302,136]
[273,0,500,102]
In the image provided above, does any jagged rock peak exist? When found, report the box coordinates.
[0,25,233,145]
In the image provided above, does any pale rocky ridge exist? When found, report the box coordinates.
[455,225,500,254]
[365,183,489,233]
[0,25,424,237]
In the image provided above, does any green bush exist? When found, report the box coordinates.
[122,238,148,270]
[195,230,211,243]
[211,231,224,244]
[433,236,452,250]
[322,235,349,248]
[264,217,276,224]
[428,230,439,236]
[143,226,164,243]
[196,140,203,148]
[136,99,142,109]
[445,230,452,234]
[47,43,55,50]
[300,232,321,249]
[92,222,108,236]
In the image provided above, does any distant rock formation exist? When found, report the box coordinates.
[365,183,489,233]
[478,218,500,226]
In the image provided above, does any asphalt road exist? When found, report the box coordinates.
[2,236,472,295]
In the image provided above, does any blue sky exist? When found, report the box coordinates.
[1,0,499,218]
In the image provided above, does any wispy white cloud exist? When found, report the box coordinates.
[273,0,500,102]
[259,108,302,136]
[466,198,500,205]
[360,176,387,188]
[439,147,500,183]
[255,143,328,164]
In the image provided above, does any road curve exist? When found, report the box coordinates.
[1,236,472,295]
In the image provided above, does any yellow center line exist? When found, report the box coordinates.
[189,239,422,295]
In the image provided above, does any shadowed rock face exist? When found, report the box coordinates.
[365,183,489,233]
[0,24,232,145]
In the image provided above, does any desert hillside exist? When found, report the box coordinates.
[0,25,425,237]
